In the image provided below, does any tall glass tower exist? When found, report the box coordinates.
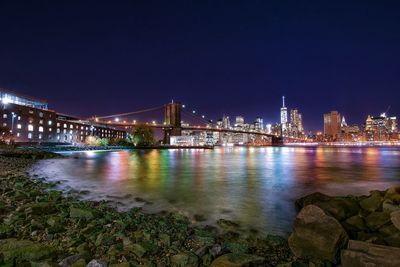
[280,96,288,134]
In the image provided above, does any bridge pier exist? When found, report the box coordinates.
[163,102,182,144]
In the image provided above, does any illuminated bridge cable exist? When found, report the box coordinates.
[94,106,164,120]
[181,110,209,125]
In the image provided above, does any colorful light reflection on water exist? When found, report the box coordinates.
[30,147,400,235]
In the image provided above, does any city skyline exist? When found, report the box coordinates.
[1,1,400,131]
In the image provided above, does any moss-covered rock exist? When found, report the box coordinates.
[0,238,56,262]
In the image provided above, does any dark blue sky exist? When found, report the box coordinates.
[1,1,400,131]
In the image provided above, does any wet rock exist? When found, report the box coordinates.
[379,224,400,237]
[296,193,360,221]
[391,210,400,231]
[385,186,400,204]
[210,253,264,267]
[365,212,391,231]
[71,259,87,267]
[86,259,108,267]
[295,192,332,210]
[288,205,348,263]
[384,232,400,247]
[217,219,240,231]
[341,240,400,267]
[25,202,56,215]
[210,244,222,258]
[343,215,365,237]
[170,252,199,267]
[360,193,383,212]
[69,207,94,220]
[0,238,55,262]
[224,242,248,254]
[382,199,400,213]
[59,255,84,267]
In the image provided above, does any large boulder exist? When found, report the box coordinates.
[341,240,400,267]
[360,192,383,212]
[385,186,400,204]
[391,210,400,231]
[288,205,348,263]
[295,193,359,221]
[365,212,391,231]
[210,253,264,267]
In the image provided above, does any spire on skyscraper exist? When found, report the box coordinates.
[282,96,285,108]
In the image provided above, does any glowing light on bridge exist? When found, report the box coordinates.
[192,110,196,114]
[115,118,120,122]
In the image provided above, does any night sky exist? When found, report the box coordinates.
[1,1,400,131]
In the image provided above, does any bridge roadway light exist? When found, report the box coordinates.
[152,120,156,125]
[202,115,205,118]
[115,118,120,122]
[133,120,136,124]
[192,110,196,114]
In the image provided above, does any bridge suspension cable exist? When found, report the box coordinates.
[93,105,164,120]
[181,109,210,125]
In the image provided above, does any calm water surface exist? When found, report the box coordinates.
[30,147,400,235]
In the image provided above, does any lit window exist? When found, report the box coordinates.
[39,120,43,124]
[39,112,43,118]
[63,129,67,134]
[49,128,52,132]
[48,120,52,125]
[64,124,67,128]
[17,124,21,129]
[29,110,34,114]
[70,130,73,134]
[39,134,42,139]
[57,135,60,140]
[57,122,60,127]
[17,133,20,137]
[70,125,73,129]
[17,116,21,121]
[39,126,44,132]
[2,123,7,127]
[28,133,32,139]
[28,124,34,131]
[57,128,60,133]
[3,114,7,119]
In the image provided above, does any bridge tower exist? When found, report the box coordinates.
[163,101,182,144]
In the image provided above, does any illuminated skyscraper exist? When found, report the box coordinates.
[324,111,341,140]
[280,96,288,134]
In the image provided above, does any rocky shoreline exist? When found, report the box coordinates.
[1,148,400,266]
[0,150,294,267]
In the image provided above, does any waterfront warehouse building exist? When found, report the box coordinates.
[1,89,127,144]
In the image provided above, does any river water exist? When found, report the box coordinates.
[30,146,400,236]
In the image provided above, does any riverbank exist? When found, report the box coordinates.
[0,149,294,266]
[2,148,400,266]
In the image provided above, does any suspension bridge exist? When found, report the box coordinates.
[84,101,284,145]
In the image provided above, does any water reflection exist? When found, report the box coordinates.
[30,147,400,235]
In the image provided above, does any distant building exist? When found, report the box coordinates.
[364,113,398,141]
[289,108,304,138]
[1,89,126,144]
[340,116,360,142]
[222,115,231,129]
[235,116,244,128]
[323,111,341,140]
[280,96,288,135]
[255,117,263,131]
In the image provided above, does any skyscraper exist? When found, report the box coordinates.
[290,108,304,137]
[324,111,341,140]
[280,96,288,134]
